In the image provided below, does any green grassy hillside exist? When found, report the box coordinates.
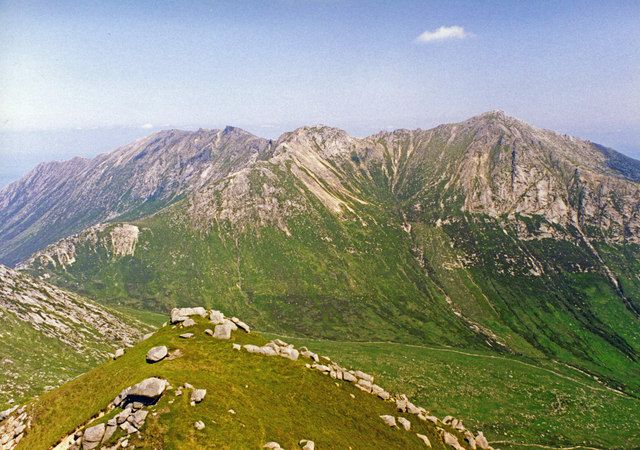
[0,265,155,409]
[27,203,640,398]
[273,334,640,449]
[14,315,481,450]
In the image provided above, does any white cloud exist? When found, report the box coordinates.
[415,25,470,44]
[141,123,153,129]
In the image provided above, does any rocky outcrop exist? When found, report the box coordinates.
[30,307,488,450]
[58,377,169,449]
[170,307,207,323]
[109,224,139,258]
[0,406,29,450]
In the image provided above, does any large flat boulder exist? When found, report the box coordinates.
[146,345,168,363]
[170,307,207,323]
[113,377,168,407]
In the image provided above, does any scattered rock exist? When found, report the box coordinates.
[120,421,138,434]
[279,347,299,361]
[194,421,205,430]
[464,430,477,449]
[396,394,409,412]
[209,310,225,324]
[0,406,17,422]
[416,433,432,447]
[82,423,105,449]
[171,307,207,323]
[113,377,168,407]
[113,348,125,359]
[475,432,491,450]
[397,416,411,431]
[342,371,357,382]
[190,389,207,404]
[232,343,241,351]
[130,410,148,428]
[263,442,284,450]
[312,364,331,373]
[146,346,168,363]
[230,317,251,333]
[204,328,214,336]
[441,430,465,450]
[356,379,372,392]
[353,370,373,383]
[300,350,320,362]
[179,333,194,339]
[213,323,234,339]
[182,318,196,328]
[379,415,397,427]
[299,439,315,450]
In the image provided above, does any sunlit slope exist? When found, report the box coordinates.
[15,315,483,450]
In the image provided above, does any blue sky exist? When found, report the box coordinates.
[0,0,639,186]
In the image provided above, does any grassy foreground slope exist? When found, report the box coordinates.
[274,335,640,450]
[18,316,480,450]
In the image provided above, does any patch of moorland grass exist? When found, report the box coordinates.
[431,216,640,395]
[19,318,471,450]
[0,312,109,408]
[112,305,167,328]
[271,336,640,450]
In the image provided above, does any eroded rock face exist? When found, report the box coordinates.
[109,224,139,258]
[185,113,640,248]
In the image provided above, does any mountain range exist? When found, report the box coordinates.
[1,111,639,448]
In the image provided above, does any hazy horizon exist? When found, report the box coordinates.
[1,0,639,186]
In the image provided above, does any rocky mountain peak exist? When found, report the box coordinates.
[274,125,355,159]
